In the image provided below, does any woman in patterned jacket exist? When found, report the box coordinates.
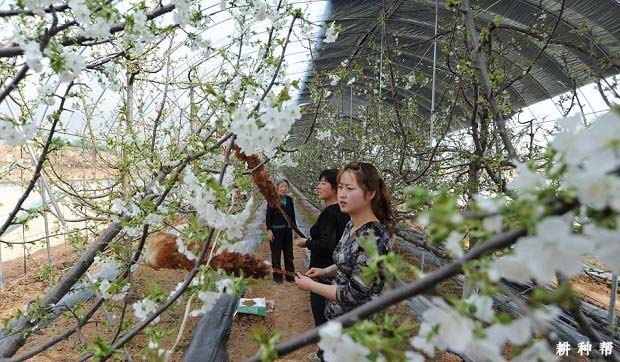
[294,161,393,321]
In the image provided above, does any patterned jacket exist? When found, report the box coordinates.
[325,220,391,320]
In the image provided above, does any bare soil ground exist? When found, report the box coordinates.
[227,227,316,362]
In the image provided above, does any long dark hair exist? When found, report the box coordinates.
[338,161,394,236]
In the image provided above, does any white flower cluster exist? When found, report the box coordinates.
[68,0,91,25]
[444,231,464,258]
[82,17,114,40]
[409,297,558,362]
[144,212,164,225]
[492,111,620,281]
[147,341,172,361]
[167,281,185,302]
[489,216,591,284]
[229,102,301,158]
[182,168,254,240]
[324,22,339,43]
[189,278,234,317]
[318,322,371,362]
[171,0,192,25]
[110,199,141,222]
[23,0,52,16]
[37,83,56,106]
[272,152,298,168]
[328,74,340,86]
[507,161,547,198]
[474,194,505,234]
[22,41,44,72]
[59,49,86,82]
[217,238,255,255]
[190,291,219,317]
[175,236,197,262]
[93,256,122,272]
[133,298,160,323]
[0,119,38,146]
[98,279,130,301]
[252,0,272,22]
[555,112,620,210]
[315,129,332,141]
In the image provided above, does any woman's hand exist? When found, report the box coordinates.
[294,273,315,291]
[294,237,307,248]
[267,230,274,242]
[305,267,324,280]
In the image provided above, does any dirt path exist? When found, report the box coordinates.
[228,202,316,362]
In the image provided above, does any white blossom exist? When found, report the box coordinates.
[404,351,425,362]
[133,298,160,323]
[508,161,546,196]
[0,119,38,146]
[37,83,56,106]
[328,74,340,86]
[147,340,172,360]
[167,281,185,302]
[229,102,300,158]
[253,1,269,21]
[444,231,464,258]
[564,171,620,211]
[584,224,620,273]
[69,0,90,24]
[23,41,44,72]
[144,213,164,225]
[59,49,85,82]
[417,298,474,353]
[83,16,113,39]
[23,0,52,16]
[176,237,197,261]
[463,337,506,362]
[99,280,129,301]
[475,195,504,233]
[409,324,435,357]
[324,22,339,43]
[466,294,495,323]
[123,226,141,237]
[216,278,235,294]
[485,306,559,347]
[316,129,332,141]
[131,10,149,35]
[489,216,592,284]
[190,291,219,317]
[171,0,192,25]
[318,321,370,362]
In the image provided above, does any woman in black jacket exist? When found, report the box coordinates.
[266,179,297,283]
[294,169,349,327]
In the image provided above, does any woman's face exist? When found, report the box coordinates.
[316,177,336,201]
[277,182,289,196]
[337,171,373,215]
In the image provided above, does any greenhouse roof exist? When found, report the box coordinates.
[291,0,620,139]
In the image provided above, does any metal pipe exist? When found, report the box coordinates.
[0,243,4,287]
[39,182,52,267]
[610,273,618,332]
[430,0,439,147]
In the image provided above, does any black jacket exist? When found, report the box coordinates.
[306,204,350,268]
[266,195,296,230]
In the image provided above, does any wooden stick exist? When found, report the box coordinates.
[271,267,305,278]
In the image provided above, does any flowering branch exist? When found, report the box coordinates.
[0,82,73,239]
